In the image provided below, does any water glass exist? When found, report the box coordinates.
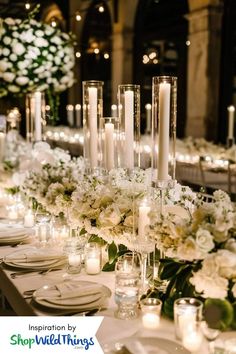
[114,254,140,320]
[35,206,51,244]
[140,298,162,329]
[174,297,203,339]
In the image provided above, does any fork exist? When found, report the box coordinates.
[10,268,55,279]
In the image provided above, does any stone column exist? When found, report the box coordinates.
[185,3,223,140]
[111,24,134,103]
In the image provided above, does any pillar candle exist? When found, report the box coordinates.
[105,122,115,170]
[138,205,150,238]
[145,103,152,133]
[66,104,74,127]
[227,105,235,139]
[24,210,35,228]
[88,87,98,168]
[34,92,42,141]
[124,90,134,169]
[158,83,171,180]
[86,258,101,274]
[75,104,81,128]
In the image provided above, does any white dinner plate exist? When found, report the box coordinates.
[103,336,190,354]
[33,280,112,310]
[3,247,67,270]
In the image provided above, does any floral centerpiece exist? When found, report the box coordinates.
[0,7,75,121]
[147,190,236,330]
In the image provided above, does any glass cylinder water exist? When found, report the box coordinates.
[100,117,118,171]
[25,92,45,143]
[82,80,104,171]
[152,76,177,188]
[117,84,141,170]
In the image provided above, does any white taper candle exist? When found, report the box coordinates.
[105,122,114,170]
[124,90,134,169]
[227,105,235,139]
[88,87,98,168]
[158,83,171,180]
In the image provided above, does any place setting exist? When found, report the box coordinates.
[2,246,68,271]
[0,224,33,246]
[30,280,112,315]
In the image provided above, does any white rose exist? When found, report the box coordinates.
[98,204,121,227]
[34,38,48,47]
[195,229,214,253]
[3,37,11,45]
[9,54,17,61]
[177,237,201,261]
[0,60,9,71]
[2,48,10,56]
[15,76,29,86]
[8,85,20,93]
[190,270,228,299]
[3,72,15,82]
[12,42,25,56]
[5,17,15,25]
[216,249,236,268]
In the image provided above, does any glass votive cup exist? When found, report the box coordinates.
[24,209,35,228]
[174,297,203,339]
[64,239,83,274]
[115,252,141,275]
[140,298,162,329]
[84,242,102,275]
[36,223,51,244]
[114,269,140,320]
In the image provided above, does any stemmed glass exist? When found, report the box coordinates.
[35,204,51,246]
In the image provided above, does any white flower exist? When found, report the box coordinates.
[9,54,17,61]
[0,60,9,71]
[35,30,44,37]
[190,270,228,299]
[34,37,48,47]
[5,18,16,25]
[98,204,121,227]
[2,48,10,56]
[17,60,30,70]
[52,36,62,45]
[3,72,15,82]
[177,237,200,261]
[12,42,25,55]
[15,76,29,86]
[195,229,214,253]
[3,36,11,45]
[8,85,20,92]
[20,30,35,43]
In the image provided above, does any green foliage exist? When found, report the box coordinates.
[102,243,128,272]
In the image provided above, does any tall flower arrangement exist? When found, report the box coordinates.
[0,9,75,121]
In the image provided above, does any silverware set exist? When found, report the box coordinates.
[10,268,58,279]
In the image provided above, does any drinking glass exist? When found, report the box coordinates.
[35,205,51,245]
[114,253,140,320]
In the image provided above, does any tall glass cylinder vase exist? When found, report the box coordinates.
[117,85,141,171]
[25,91,45,143]
[82,80,104,171]
[152,76,177,189]
[100,117,118,171]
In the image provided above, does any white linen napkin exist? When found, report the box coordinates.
[0,228,28,238]
[34,281,111,306]
[4,249,65,263]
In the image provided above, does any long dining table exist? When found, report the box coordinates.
[0,239,235,353]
